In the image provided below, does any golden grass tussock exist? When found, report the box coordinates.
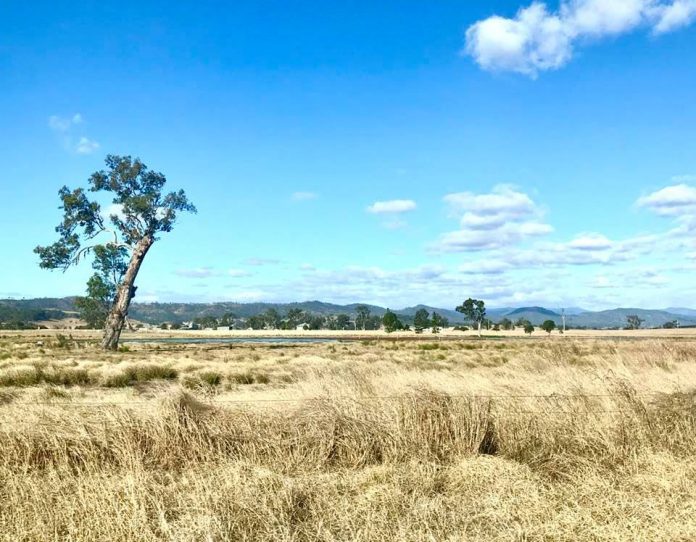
[1,334,696,539]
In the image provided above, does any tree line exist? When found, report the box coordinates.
[34,155,671,350]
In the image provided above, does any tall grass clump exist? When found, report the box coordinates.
[102,364,178,387]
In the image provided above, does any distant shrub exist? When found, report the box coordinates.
[54,334,72,349]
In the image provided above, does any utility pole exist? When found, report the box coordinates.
[562,308,566,333]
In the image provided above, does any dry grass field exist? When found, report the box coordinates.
[1,330,696,541]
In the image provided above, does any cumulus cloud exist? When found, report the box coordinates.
[291,263,517,307]
[637,183,696,217]
[366,199,417,214]
[465,0,696,76]
[567,233,614,251]
[435,185,552,251]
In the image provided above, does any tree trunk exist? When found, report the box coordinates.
[478,321,482,338]
[101,236,153,350]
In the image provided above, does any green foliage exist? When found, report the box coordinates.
[334,314,351,330]
[516,318,532,328]
[499,318,513,331]
[355,305,371,330]
[246,315,265,330]
[456,298,486,329]
[382,309,403,333]
[524,323,535,335]
[34,155,196,347]
[541,320,556,334]
[413,308,430,334]
[0,301,66,328]
[626,315,645,330]
[74,273,115,329]
[431,312,448,334]
[285,308,305,328]
[193,315,219,329]
[262,308,281,330]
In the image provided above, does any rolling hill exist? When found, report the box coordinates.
[2,297,695,329]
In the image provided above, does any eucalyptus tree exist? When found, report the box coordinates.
[413,308,431,333]
[355,304,371,330]
[431,312,447,334]
[456,298,486,337]
[35,155,196,350]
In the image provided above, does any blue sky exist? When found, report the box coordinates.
[2,0,696,310]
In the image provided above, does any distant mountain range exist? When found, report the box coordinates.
[1,297,695,329]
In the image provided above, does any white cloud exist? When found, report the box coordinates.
[48,113,84,132]
[228,268,252,278]
[366,199,417,214]
[175,267,218,279]
[465,0,696,76]
[101,203,126,222]
[243,257,281,266]
[652,0,696,33]
[173,265,263,280]
[291,191,318,202]
[435,185,552,252]
[591,275,614,288]
[459,259,513,275]
[465,3,572,76]
[567,233,614,251]
[637,183,696,217]
[48,113,100,154]
[76,136,99,155]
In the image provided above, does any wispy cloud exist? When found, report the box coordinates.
[174,267,218,279]
[465,0,696,77]
[366,199,417,214]
[48,113,100,155]
[48,113,82,132]
[228,268,252,278]
[291,191,318,202]
[243,257,281,266]
[76,136,100,155]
